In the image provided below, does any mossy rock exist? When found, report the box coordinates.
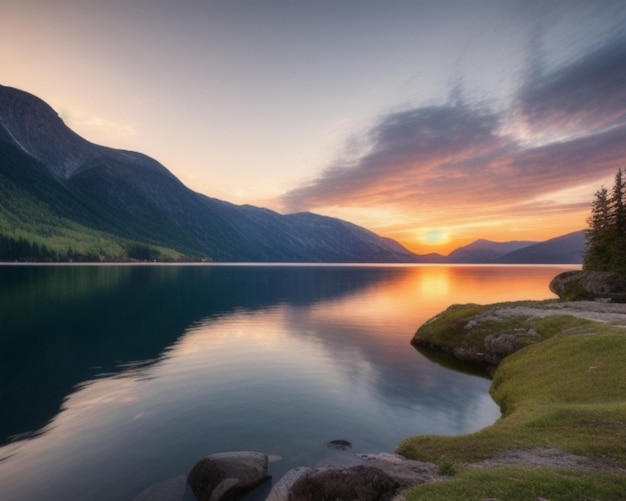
[549,270,626,302]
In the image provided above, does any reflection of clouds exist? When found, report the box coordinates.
[0,265,578,500]
[285,303,497,433]
[155,270,501,438]
[279,273,497,432]
[277,266,573,433]
[1,265,405,449]
[0,374,146,500]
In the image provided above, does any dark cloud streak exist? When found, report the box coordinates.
[281,36,626,219]
[282,102,505,211]
[515,36,626,134]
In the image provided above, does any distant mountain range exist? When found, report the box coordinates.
[0,85,585,263]
[439,231,586,264]
[492,231,586,264]
[445,239,537,263]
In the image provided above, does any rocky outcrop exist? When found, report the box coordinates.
[549,270,626,301]
[411,304,541,374]
[412,296,626,376]
[287,465,400,501]
[266,452,439,501]
[357,453,440,486]
[138,449,439,501]
[187,451,270,501]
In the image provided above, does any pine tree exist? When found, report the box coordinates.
[584,168,626,274]
[611,168,626,234]
[584,186,612,271]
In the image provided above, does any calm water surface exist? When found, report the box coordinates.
[0,264,577,500]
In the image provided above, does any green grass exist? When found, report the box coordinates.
[413,301,592,354]
[398,303,626,500]
[405,467,626,501]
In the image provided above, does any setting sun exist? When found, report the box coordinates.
[420,228,450,246]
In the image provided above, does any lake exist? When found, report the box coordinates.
[0,264,577,500]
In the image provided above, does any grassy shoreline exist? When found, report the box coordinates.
[397,300,626,500]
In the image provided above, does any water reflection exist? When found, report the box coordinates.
[0,264,577,501]
[0,265,402,443]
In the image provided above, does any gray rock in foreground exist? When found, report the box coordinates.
[138,450,439,501]
[288,464,400,501]
[357,452,440,486]
[266,452,439,501]
[265,467,312,501]
[187,451,270,501]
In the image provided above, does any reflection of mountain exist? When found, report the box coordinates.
[0,265,402,444]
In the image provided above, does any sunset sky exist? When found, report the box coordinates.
[2,0,626,254]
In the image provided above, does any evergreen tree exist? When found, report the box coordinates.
[584,168,626,274]
[611,168,626,234]
[585,186,612,271]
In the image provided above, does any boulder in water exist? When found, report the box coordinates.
[187,451,270,501]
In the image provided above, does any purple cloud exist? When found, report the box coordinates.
[514,36,626,134]
[281,37,626,220]
[282,102,507,211]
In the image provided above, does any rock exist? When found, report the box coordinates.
[549,270,625,301]
[452,346,485,363]
[483,333,521,364]
[266,452,439,501]
[326,439,352,450]
[265,467,311,501]
[187,451,270,501]
[357,452,440,486]
[288,465,400,501]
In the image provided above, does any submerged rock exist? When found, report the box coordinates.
[325,439,352,450]
[187,451,270,501]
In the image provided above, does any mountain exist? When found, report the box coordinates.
[445,239,537,263]
[0,85,588,264]
[493,230,586,264]
[0,85,420,262]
